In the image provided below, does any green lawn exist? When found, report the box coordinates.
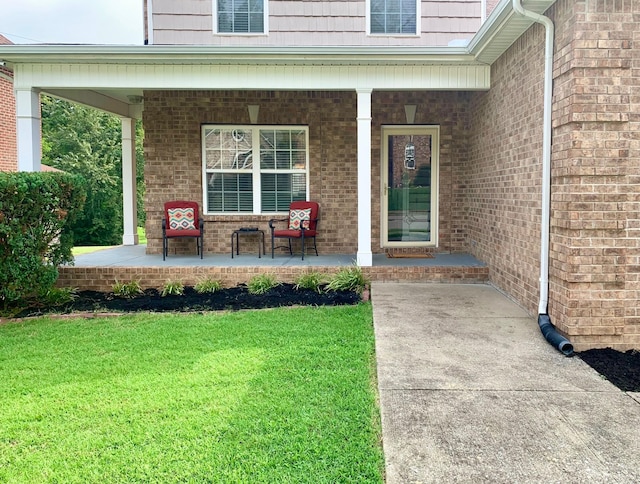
[0,305,383,483]
[72,227,147,256]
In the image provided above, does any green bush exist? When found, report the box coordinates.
[194,277,223,294]
[161,280,185,297]
[39,287,78,307]
[326,265,370,295]
[294,272,325,293]
[247,274,279,295]
[0,172,85,308]
[112,280,143,299]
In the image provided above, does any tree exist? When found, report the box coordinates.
[40,95,145,246]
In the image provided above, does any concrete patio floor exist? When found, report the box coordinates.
[372,283,640,483]
[70,244,486,269]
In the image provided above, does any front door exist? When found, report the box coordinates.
[381,126,439,247]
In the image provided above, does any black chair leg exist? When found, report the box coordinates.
[288,239,292,255]
[271,232,275,258]
[301,232,305,260]
[163,236,166,261]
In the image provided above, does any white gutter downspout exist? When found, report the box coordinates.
[512,0,573,355]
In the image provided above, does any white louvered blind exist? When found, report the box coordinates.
[203,126,308,214]
[370,0,417,34]
[217,0,265,33]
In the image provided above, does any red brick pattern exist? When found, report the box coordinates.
[0,35,17,172]
[547,0,640,350]
[468,0,640,350]
[57,265,489,292]
[143,90,470,258]
[468,25,545,326]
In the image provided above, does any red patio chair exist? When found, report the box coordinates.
[162,200,204,260]
[269,201,319,260]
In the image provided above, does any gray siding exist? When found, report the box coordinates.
[150,0,481,46]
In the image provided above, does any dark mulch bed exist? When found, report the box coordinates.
[578,348,640,392]
[12,284,362,319]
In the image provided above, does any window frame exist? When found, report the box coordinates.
[201,125,310,215]
[213,0,269,35]
[366,0,421,36]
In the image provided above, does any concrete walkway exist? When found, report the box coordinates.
[372,283,640,483]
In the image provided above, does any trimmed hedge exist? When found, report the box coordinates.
[0,172,86,306]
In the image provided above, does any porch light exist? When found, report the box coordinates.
[404,141,415,169]
[404,104,417,124]
[248,104,259,124]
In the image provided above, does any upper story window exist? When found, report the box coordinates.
[216,0,266,34]
[369,0,418,35]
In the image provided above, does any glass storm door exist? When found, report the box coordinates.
[382,126,439,247]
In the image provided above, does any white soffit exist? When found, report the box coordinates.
[469,0,557,64]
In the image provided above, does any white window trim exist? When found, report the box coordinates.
[202,125,309,215]
[212,0,269,35]
[366,0,421,37]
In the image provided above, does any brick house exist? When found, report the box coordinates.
[0,0,639,350]
[0,34,17,172]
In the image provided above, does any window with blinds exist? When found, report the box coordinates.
[202,126,308,214]
[370,0,417,35]
[216,0,265,34]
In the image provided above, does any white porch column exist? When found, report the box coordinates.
[121,117,139,245]
[356,88,373,267]
[15,88,41,172]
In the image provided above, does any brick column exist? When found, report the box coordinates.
[549,0,639,349]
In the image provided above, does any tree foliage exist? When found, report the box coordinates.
[0,172,86,307]
[41,95,145,246]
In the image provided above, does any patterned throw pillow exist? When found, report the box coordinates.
[168,208,196,230]
[289,208,311,230]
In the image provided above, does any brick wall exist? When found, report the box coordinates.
[57,264,488,292]
[0,35,17,172]
[143,90,469,258]
[468,0,640,350]
[143,90,360,256]
[546,0,640,350]
[468,25,545,323]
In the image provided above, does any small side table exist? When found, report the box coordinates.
[231,228,266,258]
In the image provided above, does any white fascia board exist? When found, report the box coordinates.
[0,45,476,67]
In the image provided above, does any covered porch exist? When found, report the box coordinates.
[58,245,488,292]
[2,44,493,267]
